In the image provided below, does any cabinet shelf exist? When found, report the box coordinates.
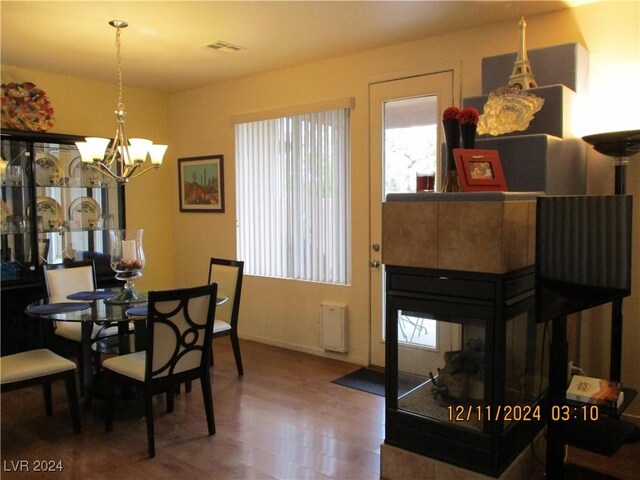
[35,183,118,190]
[1,129,126,355]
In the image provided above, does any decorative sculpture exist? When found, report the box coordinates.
[476,17,544,136]
[508,17,538,90]
[477,86,544,136]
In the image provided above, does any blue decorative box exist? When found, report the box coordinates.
[475,134,586,194]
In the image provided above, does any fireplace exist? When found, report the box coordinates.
[384,265,548,477]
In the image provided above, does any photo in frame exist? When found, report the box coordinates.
[178,155,225,212]
[453,148,508,192]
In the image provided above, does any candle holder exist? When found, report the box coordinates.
[106,228,147,304]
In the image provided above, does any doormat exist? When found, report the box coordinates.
[332,368,425,397]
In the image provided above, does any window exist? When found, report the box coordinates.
[235,108,350,285]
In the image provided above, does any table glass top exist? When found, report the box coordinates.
[26,290,228,322]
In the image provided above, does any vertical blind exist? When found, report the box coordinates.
[235,108,351,285]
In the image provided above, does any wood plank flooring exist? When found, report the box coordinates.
[1,339,638,479]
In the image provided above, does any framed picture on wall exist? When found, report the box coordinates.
[178,155,225,212]
[453,148,508,192]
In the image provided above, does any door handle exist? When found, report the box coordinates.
[370,260,381,268]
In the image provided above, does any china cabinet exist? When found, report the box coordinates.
[1,129,125,355]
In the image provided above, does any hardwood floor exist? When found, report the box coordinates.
[1,340,638,479]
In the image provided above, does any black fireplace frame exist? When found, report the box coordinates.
[384,264,546,477]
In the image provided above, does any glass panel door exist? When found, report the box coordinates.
[369,71,455,368]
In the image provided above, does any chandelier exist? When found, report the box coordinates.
[75,20,167,183]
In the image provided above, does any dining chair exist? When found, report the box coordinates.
[43,260,122,395]
[0,348,81,434]
[103,283,218,458]
[208,257,245,376]
[184,258,244,393]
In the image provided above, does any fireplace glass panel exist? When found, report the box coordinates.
[395,310,548,433]
[397,315,486,432]
[503,311,549,429]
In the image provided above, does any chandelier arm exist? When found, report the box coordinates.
[102,123,121,169]
[123,163,140,179]
[85,161,119,181]
[119,118,133,168]
[124,165,161,180]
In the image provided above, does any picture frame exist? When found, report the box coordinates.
[178,155,225,212]
[453,148,508,192]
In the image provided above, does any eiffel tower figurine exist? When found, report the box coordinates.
[508,17,538,89]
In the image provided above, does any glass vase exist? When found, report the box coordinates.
[460,123,477,149]
[106,228,147,304]
[442,118,460,192]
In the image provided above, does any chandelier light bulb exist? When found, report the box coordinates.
[149,144,168,165]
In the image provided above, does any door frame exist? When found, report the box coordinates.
[366,64,461,368]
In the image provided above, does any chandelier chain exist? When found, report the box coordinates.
[115,26,124,111]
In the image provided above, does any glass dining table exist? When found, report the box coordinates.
[25,289,228,406]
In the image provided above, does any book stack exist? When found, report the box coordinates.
[566,375,624,410]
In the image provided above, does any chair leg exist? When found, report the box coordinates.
[185,380,192,393]
[104,372,114,432]
[166,389,174,413]
[200,371,215,435]
[230,332,244,376]
[145,388,156,458]
[76,344,85,398]
[43,382,53,416]
[64,371,82,434]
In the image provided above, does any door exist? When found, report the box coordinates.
[369,71,457,371]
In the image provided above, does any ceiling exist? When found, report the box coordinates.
[1,1,580,94]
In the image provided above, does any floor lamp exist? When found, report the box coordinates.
[582,129,640,382]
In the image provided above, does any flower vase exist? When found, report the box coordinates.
[442,118,460,192]
[460,123,477,149]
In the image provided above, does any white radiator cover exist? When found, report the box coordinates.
[320,303,348,352]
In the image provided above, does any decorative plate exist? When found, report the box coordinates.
[35,153,63,186]
[68,156,107,187]
[1,82,55,132]
[1,200,10,221]
[36,196,63,231]
[68,196,101,229]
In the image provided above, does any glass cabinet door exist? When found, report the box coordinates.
[1,132,124,284]
[34,141,121,273]
[1,139,33,281]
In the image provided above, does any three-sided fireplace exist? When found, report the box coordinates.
[384,265,548,476]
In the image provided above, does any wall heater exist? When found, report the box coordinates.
[320,303,348,352]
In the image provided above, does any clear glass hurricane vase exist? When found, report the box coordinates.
[107,229,147,304]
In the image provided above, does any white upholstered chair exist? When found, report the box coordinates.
[0,349,81,434]
[209,257,244,376]
[184,258,244,393]
[43,260,121,394]
[103,283,218,458]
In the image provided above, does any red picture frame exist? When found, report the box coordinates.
[453,148,508,192]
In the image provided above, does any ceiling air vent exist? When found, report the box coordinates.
[205,41,245,53]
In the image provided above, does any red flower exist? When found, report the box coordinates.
[458,107,479,125]
[443,106,461,120]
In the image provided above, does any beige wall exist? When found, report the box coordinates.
[0,65,174,292]
[2,1,638,415]
[168,1,640,415]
